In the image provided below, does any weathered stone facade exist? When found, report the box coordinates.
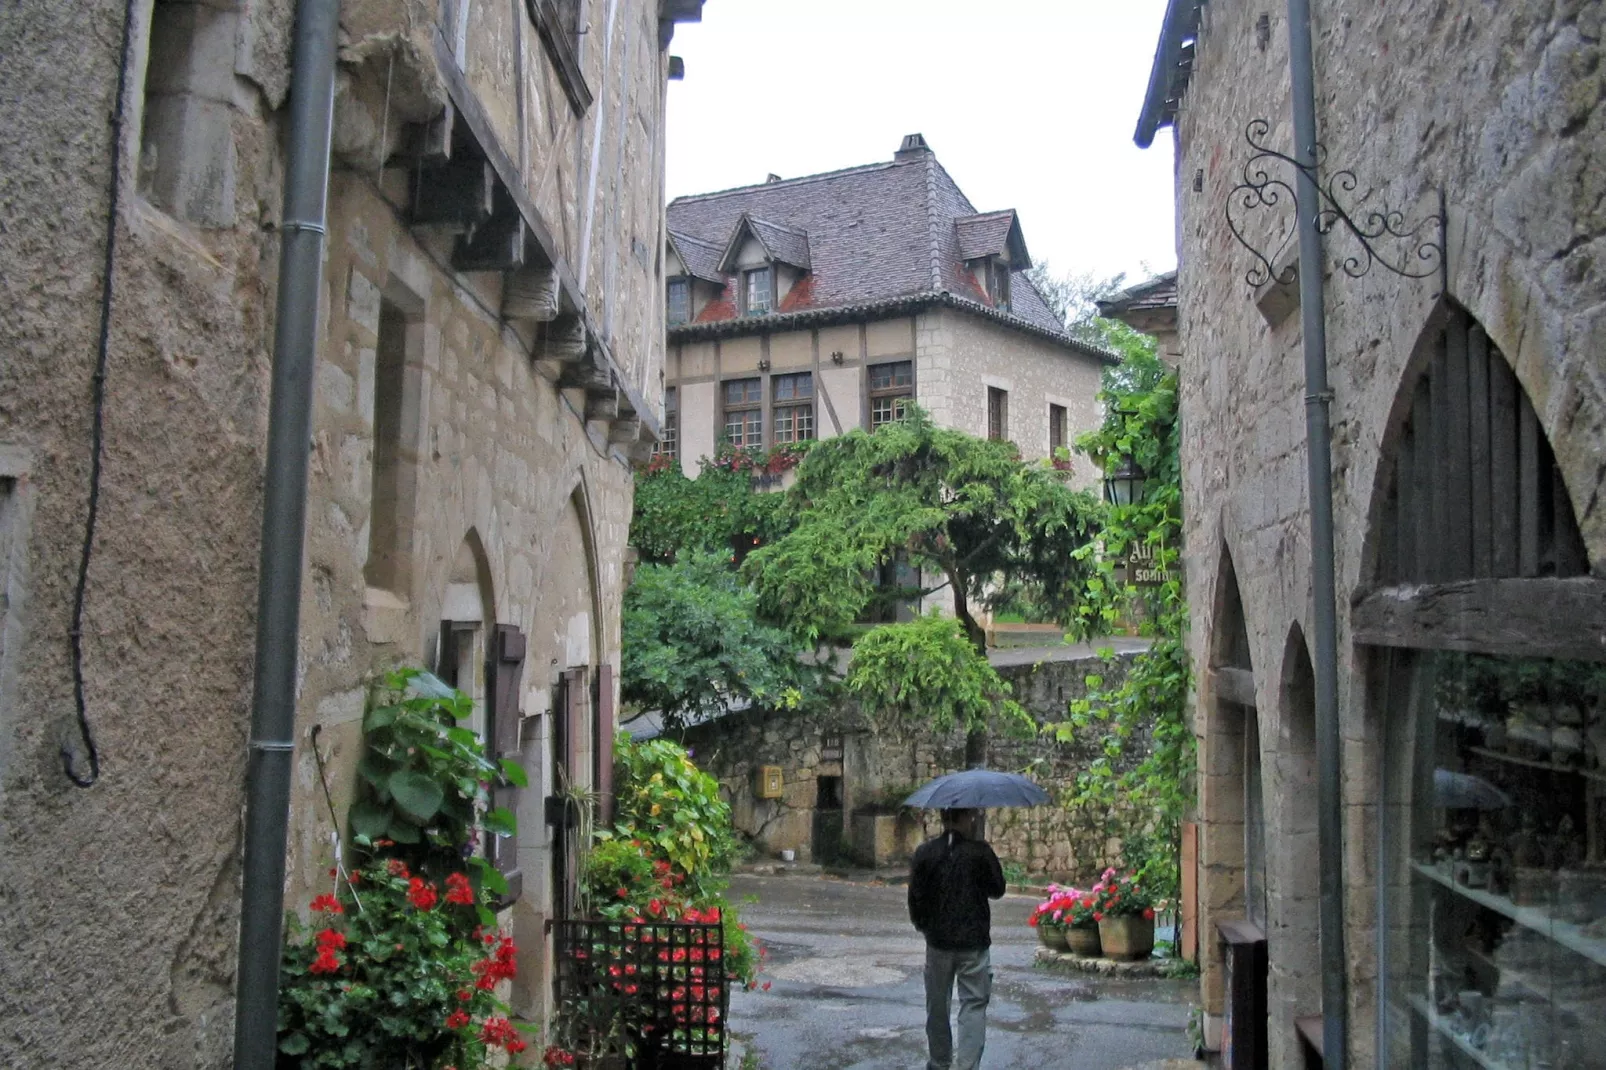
[1139,2,1606,1067]
[0,0,692,1064]
[677,649,1150,882]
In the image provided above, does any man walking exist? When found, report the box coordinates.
[907,808,1007,1070]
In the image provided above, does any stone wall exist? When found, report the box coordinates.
[0,0,678,1063]
[679,651,1149,883]
[1165,1,1606,1065]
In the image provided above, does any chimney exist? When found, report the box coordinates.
[765,173,782,183]
[894,133,931,161]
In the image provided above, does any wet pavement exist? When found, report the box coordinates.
[725,873,1195,1070]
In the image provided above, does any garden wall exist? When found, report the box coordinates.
[678,649,1151,884]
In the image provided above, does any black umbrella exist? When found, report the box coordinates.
[903,769,1050,809]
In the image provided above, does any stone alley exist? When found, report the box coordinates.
[726,873,1194,1070]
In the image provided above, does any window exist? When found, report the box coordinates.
[139,0,239,226]
[987,386,1008,441]
[722,378,762,447]
[1049,403,1068,453]
[868,360,914,430]
[743,267,773,317]
[989,260,1012,312]
[667,278,690,326]
[772,373,814,444]
[365,296,421,594]
[653,387,678,460]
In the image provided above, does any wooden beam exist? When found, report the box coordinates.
[608,416,642,445]
[503,264,560,323]
[585,388,619,423]
[1351,577,1606,663]
[453,211,526,273]
[1211,666,1258,709]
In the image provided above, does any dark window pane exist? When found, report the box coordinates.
[667,279,690,325]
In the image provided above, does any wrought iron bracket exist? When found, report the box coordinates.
[1226,118,1445,292]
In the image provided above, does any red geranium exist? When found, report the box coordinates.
[407,877,438,911]
[310,893,344,914]
[444,872,475,906]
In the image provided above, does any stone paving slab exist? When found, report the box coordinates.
[1033,945,1171,978]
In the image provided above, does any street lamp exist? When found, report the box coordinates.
[1103,453,1147,507]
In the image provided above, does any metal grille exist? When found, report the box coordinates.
[551,918,729,1069]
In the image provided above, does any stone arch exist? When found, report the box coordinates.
[1267,623,1322,1057]
[1448,219,1606,572]
[1359,297,1590,588]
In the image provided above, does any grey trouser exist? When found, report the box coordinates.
[924,945,992,1070]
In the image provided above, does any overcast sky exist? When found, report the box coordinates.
[663,0,1177,289]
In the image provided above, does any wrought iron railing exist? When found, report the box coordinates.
[550,918,729,1069]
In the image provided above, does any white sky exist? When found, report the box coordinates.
[663,0,1177,288]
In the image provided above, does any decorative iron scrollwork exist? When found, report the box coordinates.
[1226,118,1445,291]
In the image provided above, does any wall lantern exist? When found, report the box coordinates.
[1104,454,1147,507]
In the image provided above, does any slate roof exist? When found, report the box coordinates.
[666,229,725,284]
[955,209,1026,264]
[744,216,812,269]
[666,141,1097,355]
[1095,271,1178,317]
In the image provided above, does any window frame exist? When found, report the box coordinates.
[653,386,679,460]
[742,267,774,317]
[1049,403,1068,453]
[867,360,914,430]
[722,377,763,448]
[987,386,1009,441]
[771,372,815,445]
[666,277,691,326]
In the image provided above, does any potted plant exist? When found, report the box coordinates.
[1028,893,1069,951]
[1029,885,1103,954]
[1092,868,1159,960]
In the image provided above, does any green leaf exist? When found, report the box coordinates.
[349,799,392,841]
[386,818,421,844]
[278,1032,310,1055]
[482,806,516,836]
[480,866,509,897]
[363,705,399,731]
[499,758,529,788]
[387,769,444,821]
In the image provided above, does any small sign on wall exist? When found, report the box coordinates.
[757,766,783,799]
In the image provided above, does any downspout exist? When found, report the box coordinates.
[232,1,338,1067]
[1286,0,1349,1064]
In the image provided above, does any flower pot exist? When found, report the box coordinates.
[1038,925,1069,951]
[1063,925,1102,957]
[1097,915,1155,960]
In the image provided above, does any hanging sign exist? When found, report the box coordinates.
[1121,540,1181,587]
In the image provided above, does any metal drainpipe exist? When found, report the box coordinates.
[232,1,338,1066]
[1286,0,1349,1064]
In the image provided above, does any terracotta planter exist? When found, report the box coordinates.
[1063,924,1102,957]
[1097,914,1155,960]
[1038,924,1069,951]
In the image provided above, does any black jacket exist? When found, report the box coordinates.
[907,832,1006,951]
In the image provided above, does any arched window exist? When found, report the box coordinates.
[1366,305,1605,1068]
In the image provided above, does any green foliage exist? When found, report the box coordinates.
[1053,344,1193,902]
[610,737,738,897]
[846,613,1032,739]
[621,551,813,730]
[347,669,523,879]
[743,408,1103,644]
[630,454,792,566]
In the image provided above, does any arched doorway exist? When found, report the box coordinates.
[1362,304,1604,1067]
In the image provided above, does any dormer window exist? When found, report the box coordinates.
[988,260,1012,312]
[743,267,773,316]
[667,278,691,325]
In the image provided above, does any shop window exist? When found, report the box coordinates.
[365,297,422,595]
[722,378,761,448]
[772,373,814,444]
[987,387,1008,441]
[138,0,239,226]
[868,360,913,430]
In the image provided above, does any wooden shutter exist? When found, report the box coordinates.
[487,624,526,900]
[595,664,615,825]
[564,667,587,783]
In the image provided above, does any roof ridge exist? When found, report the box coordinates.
[668,228,723,249]
[668,160,906,204]
[922,153,943,291]
[747,216,809,237]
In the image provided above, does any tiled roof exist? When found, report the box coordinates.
[667,229,725,284]
[666,141,1076,345]
[1096,271,1178,317]
[955,210,1024,264]
[747,217,811,269]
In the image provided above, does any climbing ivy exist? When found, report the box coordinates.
[1054,347,1194,899]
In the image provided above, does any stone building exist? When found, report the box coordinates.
[0,0,698,1064]
[1133,1,1606,1067]
[658,134,1114,485]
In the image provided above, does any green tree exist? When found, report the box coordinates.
[621,550,813,730]
[742,410,1102,762]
